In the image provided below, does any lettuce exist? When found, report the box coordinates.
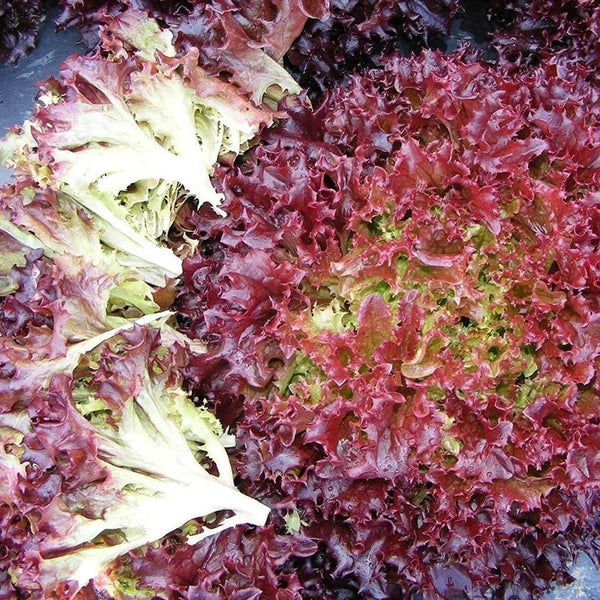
[174,52,600,598]
[2,324,269,599]
[285,0,460,97]
[0,0,46,63]
[0,7,294,594]
[33,52,270,216]
[0,180,165,326]
[56,0,327,104]
[1,10,277,285]
[488,0,600,85]
[4,0,600,597]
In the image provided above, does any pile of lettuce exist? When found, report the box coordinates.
[3,0,600,599]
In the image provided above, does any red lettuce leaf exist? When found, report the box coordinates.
[285,0,460,98]
[487,0,600,86]
[0,0,46,63]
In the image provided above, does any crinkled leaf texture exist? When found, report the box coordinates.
[56,0,326,104]
[0,0,46,63]
[0,323,269,600]
[174,52,600,599]
[488,0,600,86]
[285,0,460,98]
[0,180,162,340]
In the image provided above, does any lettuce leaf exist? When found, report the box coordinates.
[0,0,46,63]
[33,50,272,219]
[1,32,276,282]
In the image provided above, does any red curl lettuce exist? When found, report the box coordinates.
[487,0,600,85]
[173,52,600,599]
[0,0,46,63]
[285,0,460,97]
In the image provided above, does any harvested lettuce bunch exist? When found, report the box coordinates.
[1,11,277,285]
[0,4,325,599]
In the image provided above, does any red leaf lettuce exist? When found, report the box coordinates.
[174,51,600,599]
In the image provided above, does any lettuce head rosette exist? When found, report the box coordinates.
[174,52,600,599]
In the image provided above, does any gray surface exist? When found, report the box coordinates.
[547,554,600,600]
[0,3,80,184]
[1,4,600,600]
